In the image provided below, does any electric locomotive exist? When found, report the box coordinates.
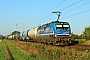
[36,21,71,45]
[27,11,71,45]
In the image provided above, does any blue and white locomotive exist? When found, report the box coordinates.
[27,11,71,45]
[36,21,71,45]
[27,21,71,45]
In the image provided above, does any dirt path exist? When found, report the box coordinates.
[4,43,14,60]
[0,40,2,42]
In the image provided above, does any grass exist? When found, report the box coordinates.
[4,40,34,60]
[4,40,47,60]
[4,39,90,60]
[0,40,6,60]
[75,39,86,44]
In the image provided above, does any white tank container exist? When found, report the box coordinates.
[8,35,13,39]
[28,27,39,39]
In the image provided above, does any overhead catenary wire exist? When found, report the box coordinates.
[24,0,66,28]
[34,0,65,22]
[41,0,83,20]
[59,0,83,11]
[22,0,89,30]
[61,9,90,20]
[35,0,83,23]
[43,0,66,15]
[20,8,90,32]
[63,2,90,15]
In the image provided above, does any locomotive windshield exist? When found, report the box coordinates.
[56,24,70,30]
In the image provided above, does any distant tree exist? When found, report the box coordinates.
[0,35,5,39]
[71,33,76,40]
[80,33,86,39]
[78,34,83,39]
[71,33,79,40]
[83,26,90,40]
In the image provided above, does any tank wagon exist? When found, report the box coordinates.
[7,35,14,40]
[7,33,20,41]
[20,31,29,41]
[27,21,71,45]
[28,27,39,42]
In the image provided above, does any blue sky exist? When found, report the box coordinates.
[0,0,90,36]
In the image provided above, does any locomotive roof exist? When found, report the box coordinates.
[51,21,69,24]
[39,21,69,28]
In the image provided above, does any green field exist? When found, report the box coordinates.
[0,40,47,60]
[1,39,90,60]
[0,40,6,60]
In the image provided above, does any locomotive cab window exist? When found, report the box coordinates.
[37,28,45,34]
[56,24,63,30]
[45,27,53,33]
[56,24,70,30]
[63,25,70,30]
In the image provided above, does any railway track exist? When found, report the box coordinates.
[9,39,90,52]
[73,44,90,51]
[57,44,90,52]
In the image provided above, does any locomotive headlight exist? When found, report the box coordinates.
[54,34,57,37]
